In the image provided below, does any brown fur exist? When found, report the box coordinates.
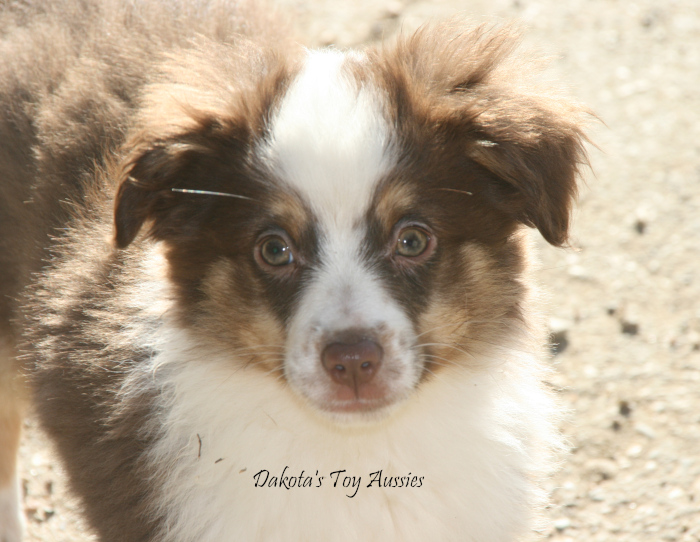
[0,1,298,539]
[0,3,588,540]
[369,21,588,247]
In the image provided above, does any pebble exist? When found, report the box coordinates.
[621,319,640,335]
[668,487,684,499]
[589,489,606,502]
[31,453,46,467]
[318,30,337,45]
[619,400,632,417]
[567,264,589,279]
[627,444,643,457]
[383,1,403,18]
[549,317,571,355]
[554,518,572,531]
[584,459,617,482]
[635,423,657,439]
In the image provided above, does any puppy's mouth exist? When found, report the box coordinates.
[322,396,395,414]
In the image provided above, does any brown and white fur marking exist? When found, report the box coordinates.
[0,1,588,540]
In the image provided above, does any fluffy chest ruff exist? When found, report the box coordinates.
[127,310,556,542]
[12,4,589,540]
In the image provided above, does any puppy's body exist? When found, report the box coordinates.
[0,1,587,540]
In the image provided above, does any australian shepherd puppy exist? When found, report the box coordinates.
[0,0,588,540]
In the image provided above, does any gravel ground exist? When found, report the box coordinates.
[19,0,700,540]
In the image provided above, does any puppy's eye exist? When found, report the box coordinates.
[396,227,430,257]
[260,236,294,266]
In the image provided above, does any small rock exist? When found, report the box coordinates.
[584,364,599,378]
[383,1,403,18]
[24,498,46,523]
[635,423,656,439]
[619,400,632,417]
[634,219,647,234]
[589,489,606,502]
[369,22,385,40]
[554,518,572,531]
[567,264,588,279]
[31,453,46,467]
[24,498,40,515]
[549,318,571,355]
[584,459,617,482]
[641,14,654,27]
[668,487,684,499]
[651,401,666,413]
[626,444,643,458]
[621,320,639,336]
[318,30,337,46]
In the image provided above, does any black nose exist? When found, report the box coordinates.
[321,339,383,395]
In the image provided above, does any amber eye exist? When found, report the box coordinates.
[260,236,294,266]
[396,227,430,258]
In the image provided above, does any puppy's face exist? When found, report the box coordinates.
[114,28,586,419]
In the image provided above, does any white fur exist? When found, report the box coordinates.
[142,325,556,542]
[265,49,392,229]
[283,234,420,412]
[264,50,416,412]
[123,248,559,542]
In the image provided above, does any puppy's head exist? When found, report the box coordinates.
[114,24,587,419]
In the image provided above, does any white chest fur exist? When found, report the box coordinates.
[139,330,557,542]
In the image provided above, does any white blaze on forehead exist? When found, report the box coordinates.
[263,50,419,401]
[266,49,393,228]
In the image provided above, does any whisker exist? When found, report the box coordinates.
[414,322,465,339]
[223,344,286,355]
[413,342,477,361]
[421,353,463,369]
[465,337,540,356]
[171,188,256,201]
[421,367,440,379]
[415,319,516,341]
[435,188,473,197]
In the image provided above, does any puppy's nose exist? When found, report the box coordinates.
[322,339,383,395]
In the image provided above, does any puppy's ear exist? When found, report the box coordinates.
[112,42,294,249]
[115,147,171,249]
[113,104,257,249]
[463,100,587,246]
[114,135,203,249]
[379,21,589,246]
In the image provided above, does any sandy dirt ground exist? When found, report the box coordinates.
[18,0,700,540]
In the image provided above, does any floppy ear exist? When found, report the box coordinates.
[463,98,587,246]
[114,147,171,249]
[112,41,295,249]
[379,21,589,246]
[114,136,204,249]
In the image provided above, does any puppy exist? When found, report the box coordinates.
[0,0,588,540]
